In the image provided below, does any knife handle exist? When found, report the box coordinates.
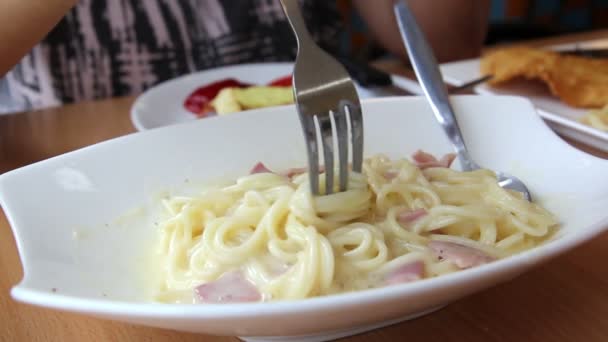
[334,55,392,87]
[394,1,477,171]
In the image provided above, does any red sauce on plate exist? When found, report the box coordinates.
[267,75,293,87]
[184,79,251,117]
[183,75,293,117]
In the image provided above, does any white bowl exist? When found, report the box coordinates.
[2,96,607,342]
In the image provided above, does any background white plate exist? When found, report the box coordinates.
[130,62,394,132]
[3,96,608,341]
[440,38,608,152]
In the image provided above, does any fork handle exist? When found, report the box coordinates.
[394,1,478,171]
[279,0,314,49]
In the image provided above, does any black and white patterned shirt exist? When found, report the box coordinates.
[2,0,341,113]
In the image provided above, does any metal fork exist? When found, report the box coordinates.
[394,1,532,201]
[280,0,364,195]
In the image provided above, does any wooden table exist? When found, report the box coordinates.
[1,31,608,342]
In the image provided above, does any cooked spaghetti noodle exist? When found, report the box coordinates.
[154,152,558,303]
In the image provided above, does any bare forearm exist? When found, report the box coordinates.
[0,0,77,76]
[354,0,490,63]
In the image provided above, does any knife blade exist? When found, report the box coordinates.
[330,49,491,96]
[370,74,424,96]
[558,47,608,58]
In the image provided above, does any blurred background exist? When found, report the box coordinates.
[338,0,608,61]
[1,0,607,114]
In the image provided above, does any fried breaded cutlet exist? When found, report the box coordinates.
[480,47,608,108]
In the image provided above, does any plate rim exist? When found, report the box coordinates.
[439,39,608,149]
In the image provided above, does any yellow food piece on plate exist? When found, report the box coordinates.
[480,46,608,108]
[211,88,242,115]
[480,47,558,85]
[233,86,294,109]
[546,55,608,108]
[579,104,608,131]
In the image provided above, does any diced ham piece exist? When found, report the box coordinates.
[283,167,308,178]
[397,208,428,224]
[439,153,457,168]
[385,260,425,285]
[428,241,495,269]
[412,150,456,169]
[250,162,273,174]
[249,163,325,178]
[248,162,334,179]
[384,170,399,180]
[412,150,437,164]
[281,166,325,178]
[195,271,261,303]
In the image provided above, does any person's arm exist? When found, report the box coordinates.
[0,0,77,76]
[353,0,491,63]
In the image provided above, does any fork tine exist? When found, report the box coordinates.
[318,115,334,195]
[280,0,364,195]
[345,102,364,172]
[334,107,349,192]
[301,116,320,195]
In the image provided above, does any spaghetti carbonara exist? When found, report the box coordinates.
[154,152,558,304]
